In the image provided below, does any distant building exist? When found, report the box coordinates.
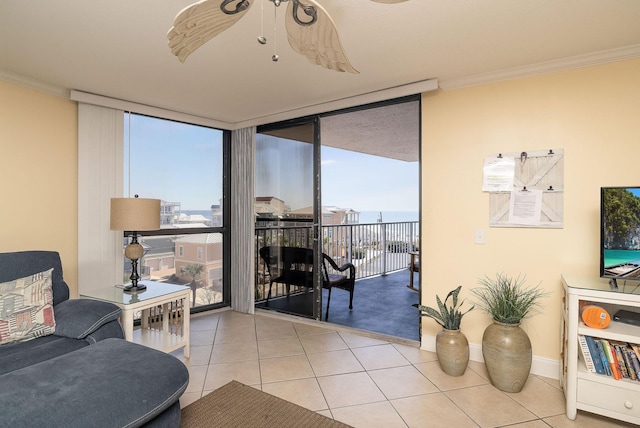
[160,201,181,227]
[322,206,359,225]
[139,236,176,279]
[175,213,210,227]
[174,233,223,292]
[210,202,222,227]
[255,196,288,219]
[160,200,214,228]
[288,206,359,225]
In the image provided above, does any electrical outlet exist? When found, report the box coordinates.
[474,228,486,244]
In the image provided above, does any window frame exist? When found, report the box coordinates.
[123,112,232,314]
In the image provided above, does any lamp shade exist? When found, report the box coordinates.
[110,197,161,231]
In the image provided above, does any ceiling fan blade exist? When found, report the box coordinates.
[285,0,359,74]
[168,0,254,63]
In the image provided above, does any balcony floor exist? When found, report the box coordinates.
[257,269,420,341]
[323,269,420,341]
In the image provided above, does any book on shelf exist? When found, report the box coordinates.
[583,337,640,381]
[629,349,640,381]
[595,339,613,377]
[610,341,637,380]
[625,348,637,380]
[611,342,630,378]
[577,335,596,373]
[601,339,623,380]
[631,343,640,359]
[584,335,606,375]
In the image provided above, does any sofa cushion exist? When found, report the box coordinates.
[0,338,189,428]
[0,334,87,376]
[0,268,56,346]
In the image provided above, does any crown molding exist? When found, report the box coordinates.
[0,69,69,99]
[439,44,640,91]
[233,78,439,129]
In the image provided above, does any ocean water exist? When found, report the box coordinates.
[357,211,418,224]
[184,210,419,224]
[183,210,213,219]
[604,249,640,267]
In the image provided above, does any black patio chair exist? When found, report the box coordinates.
[258,246,356,320]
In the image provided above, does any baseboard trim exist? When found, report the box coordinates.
[420,333,561,380]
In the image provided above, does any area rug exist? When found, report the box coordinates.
[180,380,352,428]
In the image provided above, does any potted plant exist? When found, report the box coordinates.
[471,273,548,392]
[415,285,474,376]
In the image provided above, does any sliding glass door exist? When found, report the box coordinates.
[254,118,322,319]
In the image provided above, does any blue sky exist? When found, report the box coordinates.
[321,147,419,212]
[125,114,223,210]
[126,114,419,212]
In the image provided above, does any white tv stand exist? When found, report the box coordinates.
[562,274,640,424]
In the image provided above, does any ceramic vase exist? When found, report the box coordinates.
[482,321,532,393]
[436,329,470,376]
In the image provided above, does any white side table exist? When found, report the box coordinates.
[81,280,190,358]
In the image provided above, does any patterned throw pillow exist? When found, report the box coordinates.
[0,268,56,345]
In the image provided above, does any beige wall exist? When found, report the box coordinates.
[421,58,640,362]
[0,80,78,295]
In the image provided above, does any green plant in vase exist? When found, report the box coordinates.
[415,285,473,376]
[472,273,547,324]
[471,273,549,393]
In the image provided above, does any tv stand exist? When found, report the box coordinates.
[562,274,640,424]
[609,278,619,289]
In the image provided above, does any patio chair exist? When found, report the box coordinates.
[259,246,314,303]
[407,251,420,291]
[321,253,356,321]
[258,246,356,320]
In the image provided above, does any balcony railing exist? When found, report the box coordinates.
[255,221,419,301]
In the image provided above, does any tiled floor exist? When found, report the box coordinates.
[172,308,635,428]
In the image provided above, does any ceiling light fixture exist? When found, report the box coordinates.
[168,0,408,74]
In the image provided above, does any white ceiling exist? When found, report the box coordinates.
[1,1,640,143]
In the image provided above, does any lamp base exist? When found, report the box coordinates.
[123,283,147,292]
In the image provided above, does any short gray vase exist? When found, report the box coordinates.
[436,329,469,377]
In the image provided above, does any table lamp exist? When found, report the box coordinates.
[110,195,161,292]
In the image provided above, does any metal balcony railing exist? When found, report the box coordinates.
[255,221,419,301]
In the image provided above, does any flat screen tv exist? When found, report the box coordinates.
[601,186,640,284]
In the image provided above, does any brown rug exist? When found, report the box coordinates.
[181,380,352,428]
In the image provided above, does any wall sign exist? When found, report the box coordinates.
[484,149,564,228]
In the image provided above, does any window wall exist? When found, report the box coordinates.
[122,113,229,311]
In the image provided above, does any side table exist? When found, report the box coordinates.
[80,280,190,358]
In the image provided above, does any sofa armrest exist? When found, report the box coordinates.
[53,299,122,340]
[85,319,125,343]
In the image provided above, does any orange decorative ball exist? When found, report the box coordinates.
[581,305,611,329]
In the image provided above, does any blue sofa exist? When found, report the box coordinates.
[0,251,189,427]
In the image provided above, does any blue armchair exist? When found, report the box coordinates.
[0,251,124,375]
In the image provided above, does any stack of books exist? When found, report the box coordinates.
[578,335,640,380]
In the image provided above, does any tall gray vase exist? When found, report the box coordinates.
[482,321,532,393]
[436,329,469,376]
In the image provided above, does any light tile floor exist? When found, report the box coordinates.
[172,309,636,428]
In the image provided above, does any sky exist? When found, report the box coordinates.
[126,114,419,213]
[321,147,418,212]
[125,114,224,210]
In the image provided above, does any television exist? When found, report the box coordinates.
[601,186,640,286]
